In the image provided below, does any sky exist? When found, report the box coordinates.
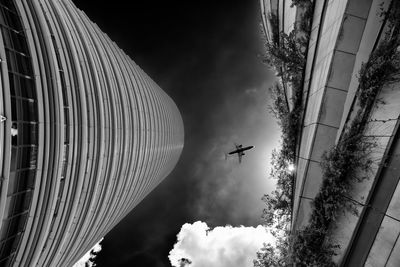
[72,0,280,266]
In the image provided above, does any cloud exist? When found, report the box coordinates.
[72,238,103,267]
[169,221,274,267]
[244,88,258,95]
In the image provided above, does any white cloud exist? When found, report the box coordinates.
[72,238,103,267]
[169,221,274,267]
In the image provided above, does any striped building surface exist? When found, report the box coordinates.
[0,0,184,266]
[261,0,400,266]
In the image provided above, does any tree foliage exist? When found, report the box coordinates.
[255,1,314,266]
[263,30,306,88]
[261,151,293,229]
[290,113,375,266]
[357,0,400,108]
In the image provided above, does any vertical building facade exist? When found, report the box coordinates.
[0,0,184,266]
[261,0,400,265]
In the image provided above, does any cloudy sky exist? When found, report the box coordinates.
[169,221,274,267]
[72,0,280,266]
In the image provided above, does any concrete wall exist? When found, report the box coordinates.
[286,0,400,265]
[263,0,400,265]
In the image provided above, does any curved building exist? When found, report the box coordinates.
[0,0,184,266]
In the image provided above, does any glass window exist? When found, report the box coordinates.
[9,195,23,216]
[10,97,16,120]
[9,147,17,172]
[1,0,16,9]
[18,147,37,169]
[21,123,37,145]
[64,125,69,142]
[8,72,17,96]
[1,27,12,49]
[6,50,31,76]
[60,71,69,105]
[5,50,16,73]
[9,73,35,99]
[10,30,27,53]
[64,107,69,125]
[0,238,14,262]
[2,8,22,32]
[19,98,36,122]
[8,170,35,196]
[6,172,17,196]
[0,212,27,242]
[14,51,31,75]
[19,170,35,190]
[1,28,27,54]
[19,77,35,99]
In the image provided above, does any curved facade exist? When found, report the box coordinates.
[0,0,184,266]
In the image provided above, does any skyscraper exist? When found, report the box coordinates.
[261,0,400,265]
[0,0,184,266]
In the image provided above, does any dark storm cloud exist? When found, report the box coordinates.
[72,0,277,266]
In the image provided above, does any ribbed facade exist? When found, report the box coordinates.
[0,0,184,266]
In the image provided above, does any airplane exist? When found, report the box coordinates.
[227,144,254,163]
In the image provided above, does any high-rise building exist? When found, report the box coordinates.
[0,0,184,266]
[261,0,400,265]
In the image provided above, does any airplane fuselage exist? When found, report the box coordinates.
[228,146,254,155]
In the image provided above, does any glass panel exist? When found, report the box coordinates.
[21,170,35,189]
[10,97,16,120]
[1,0,16,9]
[64,107,69,125]
[6,50,30,76]
[14,170,35,195]
[9,73,35,99]
[21,191,32,213]
[9,147,17,172]
[2,30,27,54]
[5,50,16,72]
[0,218,9,238]
[14,51,31,75]
[19,77,35,99]
[21,123,37,145]
[18,147,36,169]
[8,72,17,96]
[0,10,6,26]
[6,169,35,197]
[64,125,69,142]
[60,71,68,105]
[2,8,21,31]
[9,30,27,53]
[10,233,20,252]
[16,213,27,234]
[0,238,14,262]
[1,26,12,50]
[19,98,36,122]
[6,172,16,196]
